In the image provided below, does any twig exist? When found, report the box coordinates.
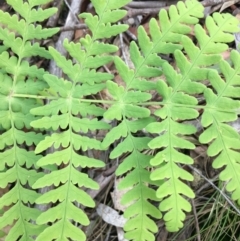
[87,173,115,199]
[127,8,162,18]
[125,0,233,14]
[64,0,81,24]
[118,22,129,66]
[47,0,64,27]
[188,164,240,216]
[48,0,82,76]
[202,0,229,7]
[196,175,219,194]
[126,1,170,9]
[60,23,87,31]
[103,164,117,177]
[190,198,201,241]
[125,29,137,41]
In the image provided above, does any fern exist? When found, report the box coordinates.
[200,51,240,204]
[28,1,131,240]
[0,0,58,240]
[102,58,160,241]
[101,1,208,240]
[0,0,240,240]
[146,10,239,232]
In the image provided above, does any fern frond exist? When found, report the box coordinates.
[0,29,51,58]
[200,50,240,204]
[0,0,58,240]
[7,0,58,23]
[80,0,131,39]
[0,126,45,240]
[126,0,204,90]
[101,1,206,239]
[146,62,197,232]
[49,42,113,85]
[102,56,162,241]
[173,12,239,88]
[144,8,239,232]
[29,1,130,240]
[0,1,58,48]
[0,0,239,239]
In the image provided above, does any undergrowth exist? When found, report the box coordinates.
[0,0,240,240]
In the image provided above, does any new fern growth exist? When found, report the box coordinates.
[0,0,240,241]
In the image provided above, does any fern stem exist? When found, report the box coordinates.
[8,104,29,237]
[11,94,240,115]
[13,94,58,99]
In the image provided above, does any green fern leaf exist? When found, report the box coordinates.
[102,2,205,238]
[0,52,46,79]
[103,56,161,240]
[145,9,239,232]
[73,83,106,98]
[28,0,53,7]
[28,1,129,240]
[103,125,162,241]
[173,12,239,89]
[80,0,130,39]
[146,62,197,231]
[0,134,44,239]
[1,0,239,239]
[0,0,59,239]
[0,29,51,58]
[0,11,25,35]
[92,0,131,14]
[72,100,104,117]
[81,36,118,54]
[199,50,240,204]
[0,10,58,41]
[29,126,105,240]
[126,0,204,88]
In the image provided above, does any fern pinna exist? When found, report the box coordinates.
[0,0,240,240]
[0,0,58,240]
